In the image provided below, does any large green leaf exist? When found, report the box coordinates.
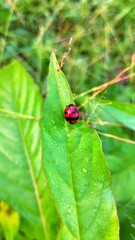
[40,53,119,240]
[0,62,59,240]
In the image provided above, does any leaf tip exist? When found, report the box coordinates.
[50,52,60,71]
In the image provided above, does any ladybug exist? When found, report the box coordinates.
[64,104,80,124]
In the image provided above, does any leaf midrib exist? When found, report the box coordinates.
[53,65,81,239]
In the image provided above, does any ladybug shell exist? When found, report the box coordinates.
[64,104,80,124]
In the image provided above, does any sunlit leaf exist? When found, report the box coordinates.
[0,62,59,240]
[40,53,119,240]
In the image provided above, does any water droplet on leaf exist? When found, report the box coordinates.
[132,223,135,228]
[67,208,71,215]
[82,168,87,173]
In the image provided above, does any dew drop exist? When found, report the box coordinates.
[51,120,55,124]
[85,158,89,163]
[91,125,96,129]
[55,160,59,165]
[96,220,101,227]
[102,225,106,231]
[132,223,135,228]
[82,168,87,173]
[83,144,87,150]
[67,208,71,215]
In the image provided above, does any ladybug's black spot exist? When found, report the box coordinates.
[68,104,74,106]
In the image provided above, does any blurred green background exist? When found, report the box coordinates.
[0,1,135,240]
[0,0,135,101]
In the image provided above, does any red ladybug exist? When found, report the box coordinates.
[64,104,80,124]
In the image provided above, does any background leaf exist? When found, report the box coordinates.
[40,53,119,240]
[91,100,135,131]
[104,135,135,240]
[0,61,59,240]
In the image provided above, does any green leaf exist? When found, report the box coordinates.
[118,198,135,240]
[107,143,135,203]
[88,99,135,131]
[0,61,59,240]
[40,53,119,240]
[104,133,135,240]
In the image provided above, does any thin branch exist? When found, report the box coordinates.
[75,62,135,99]
[57,37,72,71]
[98,131,135,145]
[93,121,125,127]
[78,73,135,109]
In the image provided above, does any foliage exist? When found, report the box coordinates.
[0,1,135,240]
[0,61,59,239]
[40,53,119,239]
[0,0,135,98]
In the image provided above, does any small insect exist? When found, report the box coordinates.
[64,104,80,124]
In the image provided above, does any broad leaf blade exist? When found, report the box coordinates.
[0,62,59,240]
[40,53,119,240]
